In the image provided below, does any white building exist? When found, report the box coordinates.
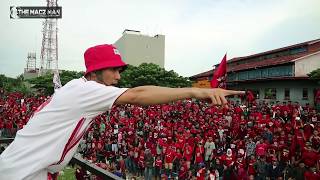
[114,29,165,68]
[191,39,320,106]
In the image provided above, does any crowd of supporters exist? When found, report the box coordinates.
[0,90,48,138]
[1,89,320,180]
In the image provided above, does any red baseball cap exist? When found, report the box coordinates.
[84,44,127,75]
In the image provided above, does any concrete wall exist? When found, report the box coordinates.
[114,32,165,68]
[295,51,320,77]
[229,80,319,106]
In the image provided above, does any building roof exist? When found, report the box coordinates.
[228,54,300,72]
[190,38,320,79]
[228,39,320,62]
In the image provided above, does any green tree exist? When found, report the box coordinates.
[0,74,15,92]
[28,70,84,95]
[118,63,192,88]
[0,74,32,94]
[308,68,320,79]
[27,64,191,95]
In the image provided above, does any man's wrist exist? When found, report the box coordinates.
[190,87,199,99]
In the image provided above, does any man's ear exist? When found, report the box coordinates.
[86,72,97,81]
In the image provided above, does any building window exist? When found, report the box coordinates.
[303,88,308,99]
[284,88,290,100]
[265,88,277,99]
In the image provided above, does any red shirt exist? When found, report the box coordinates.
[195,146,204,163]
[5,121,13,129]
[119,159,125,171]
[155,159,162,168]
[176,152,183,160]
[176,137,185,150]
[236,158,246,169]
[179,162,188,179]
[304,124,314,140]
[196,168,206,180]
[165,149,175,163]
[0,121,4,129]
[281,105,290,114]
[221,154,235,167]
[304,171,320,180]
[17,122,24,129]
[256,143,268,156]
[183,145,193,161]
[302,149,318,167]
[295,132,305,148]
[187,137,196,148]
[248,159,256,175]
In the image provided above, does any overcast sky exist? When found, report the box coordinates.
[1,0,319,78]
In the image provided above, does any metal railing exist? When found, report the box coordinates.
[0,138,123,180]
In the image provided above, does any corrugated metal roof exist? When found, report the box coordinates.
[190,38,320,79]
[228,38,320,62]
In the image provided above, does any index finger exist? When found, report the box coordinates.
[224,90,245,96]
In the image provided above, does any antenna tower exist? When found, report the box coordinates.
[25,52,37,72]
[39,0,59,75]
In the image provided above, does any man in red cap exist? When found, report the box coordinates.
[0,44,244,179]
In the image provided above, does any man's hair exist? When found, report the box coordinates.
[85,69,104,82]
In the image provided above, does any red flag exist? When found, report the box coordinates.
[246,90,255,103]
[210,54,227,88]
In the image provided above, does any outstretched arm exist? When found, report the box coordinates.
[115,86,245,106]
